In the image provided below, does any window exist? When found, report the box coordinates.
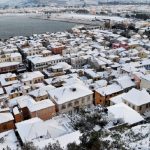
[82,98,85,104]
[146,104,149,108]
[139,106,142,110]
[68,103,72,108]
[61,105,66,110]
[74,101,79,105]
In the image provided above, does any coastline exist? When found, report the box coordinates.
[0,13,41,17]
[30,16,100,26]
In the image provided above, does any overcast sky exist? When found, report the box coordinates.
[0,0,149,4]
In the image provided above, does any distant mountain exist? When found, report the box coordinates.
[0,0,60,8]
[0,0,149,8]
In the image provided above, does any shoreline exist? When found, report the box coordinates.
[30,16,104,26]
[0,13,41,17]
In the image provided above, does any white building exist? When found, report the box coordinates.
[122,88,150,114]
[107,103,144,126]
[49,83,93,114]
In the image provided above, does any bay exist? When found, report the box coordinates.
[0,14,76,39]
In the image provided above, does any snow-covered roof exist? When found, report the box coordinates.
[49,83,93,104]
[16,115,74,143]
[51,62,72,71]
[0,62,20,68]
[107,103,144,125]
[9,95,34,108]
[84,69,100,78]
[110,93,125,105]
[29,89,47,97]
[0,130,19,150]
[0,112,14,124]
[21,71,44,82]
[28,99,55,112]
[96,83,122,96]
[113,76,135,89]
[35,131,81,150]
[122,88,150,106]
[10,52,21,58]
[29,55,63,65]
[94,80,107,87]
[16,117,44,143]
[0,73,19,86]
[13,107,20,115]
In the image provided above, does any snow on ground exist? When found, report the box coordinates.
[123,123,150,150]
[34,130,81,150]
[52,13,127,22]
[0,130,20,150]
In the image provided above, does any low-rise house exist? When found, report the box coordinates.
[10,53,22,62]
[107,103,144,126]
[0,62,20,74]
[13,107,23,123]
[84,69,101,81]
[109,93,125,106]
[112,42,128,49]
[50,42,65,54]
[49,83,93,114]
[0,73,18,86]
[0,112,15,133]
[0,52,22,63]
[27,55,69,71]
[112,75,136,92]
[95,83,123,106]
[128,41,140,49]
[0,130,20,149]
[132,72,144,89]
[90,57,106,70]
[42,50,51,57]
[10,95,56,120]
[29,89,49,101]
[19,46,45,59]
[138,50,149,58]
[71,55,88,69]
[44,73,81,88]
[21,71,44,86]
[28,99,56,120]
[42,62,71,78]
[0,54,11,63]
[140,74,150,90]
[122,88,150,114]
[10,95,33,120]
[51,62,72,72]
[5,84,23,99]
[29,85,55,101]
[0,46,18,54]
[15,115,75,145]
